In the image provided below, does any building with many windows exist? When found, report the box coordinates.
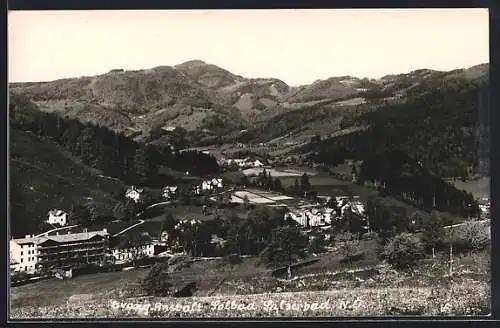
[10,229,109,274]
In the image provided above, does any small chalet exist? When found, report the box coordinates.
[253,160,264,168]
[47,209,68,226]
[125,186,144,203]
[162,185,178,200]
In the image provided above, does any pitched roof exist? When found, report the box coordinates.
[14,230,108,245]
[41,231,108,244]
[48,209,66,216]
[11,237,43,245]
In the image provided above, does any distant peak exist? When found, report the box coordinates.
[175,60,208,68]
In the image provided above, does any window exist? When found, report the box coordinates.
[20,258,23,263]
[24,266,27,271]
[20,251,23,256]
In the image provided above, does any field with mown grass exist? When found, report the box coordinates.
[11,279,490,318]
[446,177,490,200]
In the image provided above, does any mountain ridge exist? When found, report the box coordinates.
[9,60,489,145]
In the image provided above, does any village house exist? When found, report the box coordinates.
[110,241,155,264]
[125,186,144,203]
[478,197,490,219]
[10,229,109,273]
[162,125,177,133]
[47,209,68,226]
[162,185,178,200]
[285,207,336,228]
[226,158,249,168]
[253,159,264,168]
[194,178,223,195]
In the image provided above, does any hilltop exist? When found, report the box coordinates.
[10,61,488,147]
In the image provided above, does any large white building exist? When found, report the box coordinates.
[10,229,109,274]
[47,209,68,226]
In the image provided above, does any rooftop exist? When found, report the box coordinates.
[13,230,108,245]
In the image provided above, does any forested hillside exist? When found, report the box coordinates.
[305,77,489,178]
[9,92,222,236]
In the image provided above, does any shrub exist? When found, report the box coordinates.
[335,232,360,263]
[453,220,490,254]
[142,262,173,296]
[383,233,424,270]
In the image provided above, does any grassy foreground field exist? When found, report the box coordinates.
[10,248,490,319]
[10,280,489,318]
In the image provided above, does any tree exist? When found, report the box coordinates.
[421,211,445,257]
[383,233,424,270]
[335,232,360,264]
[457,219,490,255]
[242,195,250,209]
[260,225,308,278]
[175,220,212,257]
[223,253,243,270]
[293,179,301,196]
[273,178,283,192]
[300,173,311,193]
[134,146,154,185]
[308,233,326,254]
[69,202,92,225]
[162,212,178,236]
[142,262,173,296]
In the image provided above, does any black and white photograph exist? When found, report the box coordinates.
[7,8,491,319]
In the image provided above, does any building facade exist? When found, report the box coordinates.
[10,235,40,273]
[10,229,109,274]
[125,186,144,203]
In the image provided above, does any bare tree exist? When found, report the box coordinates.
[457,220,490,255]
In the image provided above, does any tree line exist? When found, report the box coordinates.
[9,92,221,187]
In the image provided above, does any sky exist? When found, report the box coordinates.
[8,9,489,86]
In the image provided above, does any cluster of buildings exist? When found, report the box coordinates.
[125,178,225,204]
[284,196,367,229]
[193,178,223,195]
[220,157,265,169]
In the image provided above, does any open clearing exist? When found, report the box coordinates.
[447,177,490,200]
[242,168,315,177]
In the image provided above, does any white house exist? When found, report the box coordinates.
[162,186,178,200]
[125,186,144,203]
[47,209,68,226]
[111,243,155,264]
[196,178,223,194]
[253,160,264,168]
